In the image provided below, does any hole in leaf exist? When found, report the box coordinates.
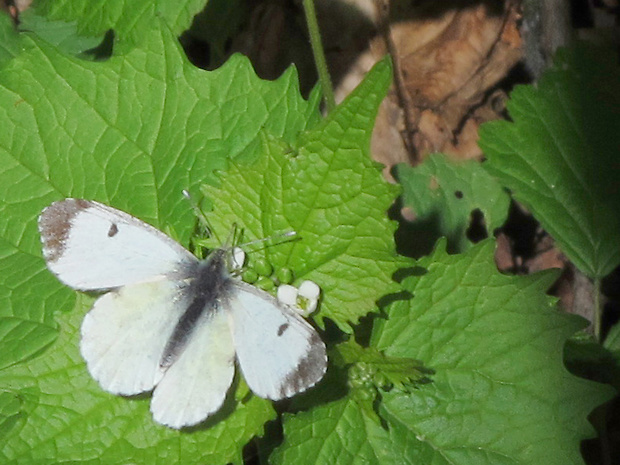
[466,208,487,243]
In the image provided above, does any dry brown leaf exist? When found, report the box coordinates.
[331,1,523,171]
[387,1,522,162]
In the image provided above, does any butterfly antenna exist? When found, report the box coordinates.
[182,190,221,243]
[237,231,297,249]
[225,223,239,248]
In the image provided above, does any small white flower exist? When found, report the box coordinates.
[277,284,298,307]
[298,280,320,300]
[277,280,321,317]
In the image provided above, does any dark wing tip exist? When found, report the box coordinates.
[39,198,91,262]
[279,333,327,399]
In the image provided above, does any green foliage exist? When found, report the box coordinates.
[0,13,20,63]
[0,6,615,465]
[275,241,613,464]
[0,11,402,463]
[201,59,403,331]
[273,395,412,464]
[0,297,276,464]
[376,241,612,465]
[34,0,207,45]
[335,339,432,392]
[18,9,102,56]
[604,322,620,357]
[396,153,510,254]
[479,44,620,279]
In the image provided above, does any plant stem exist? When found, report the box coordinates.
[593,277,602,341]
[302,0,336,113]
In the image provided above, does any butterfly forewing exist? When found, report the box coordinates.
[39,199,198,290]
[228,281,327,400]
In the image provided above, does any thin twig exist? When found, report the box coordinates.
[302,0,336,113]
[374,0,419,163]
[593,277,601,342]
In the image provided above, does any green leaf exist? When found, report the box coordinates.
[0,12,20,64]
[18,9,103,56]
[0,391,22,435]
[371,239,613,465]
[0,25,317,366]
[564,333,619,387]
[335,339,432,392]
[0,294,275,465]
[34,0,207,44]
[0,24,319,261]
[202,57,404,332]
[603,321,620,357]
[273,396,417,464]
[479,44,620,278]
[276,241,612,465]
[0,241,62,371]
[0,24,322,463]
[396,153,510,254]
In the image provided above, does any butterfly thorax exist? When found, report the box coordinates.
[159,248,233,369]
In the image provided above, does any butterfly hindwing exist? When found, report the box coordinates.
[151,307,235,429]
[39,199,197,290]
[228,281,327,400]
[80,279,189,396]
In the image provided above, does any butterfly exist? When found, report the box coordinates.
[38,199,327,429]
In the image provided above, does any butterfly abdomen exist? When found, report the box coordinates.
[159,249,233,369]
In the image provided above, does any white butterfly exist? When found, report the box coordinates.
[38,199,327,429]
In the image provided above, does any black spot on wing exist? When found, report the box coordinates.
[107,223,119,237]
[277,323,289,336]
